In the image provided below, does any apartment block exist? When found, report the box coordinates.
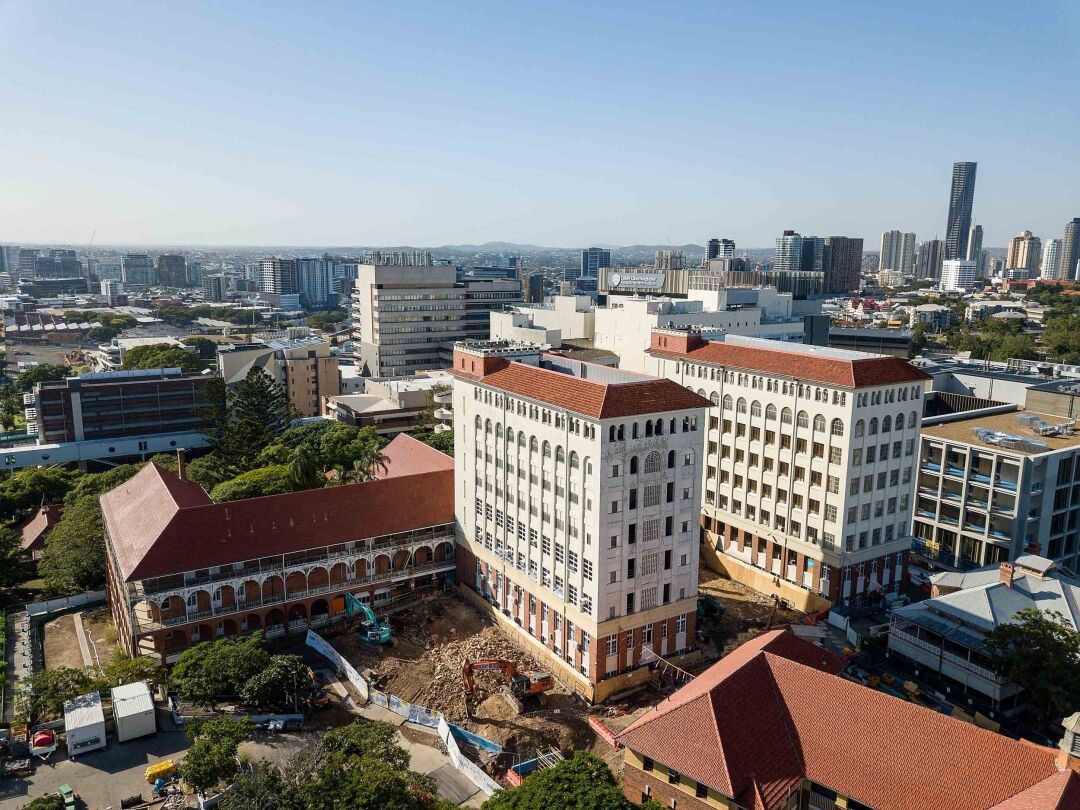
[34,368,217,445]
[217,331,339,418]
[451,340,710,701]
[647,329,930,611]
[351,261,523,376]
[913,411,1080,572]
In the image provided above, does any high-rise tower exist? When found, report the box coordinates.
[945,162,977,261]
[1060,219,1080,283]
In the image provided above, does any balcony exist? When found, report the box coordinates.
[434,407,453,421]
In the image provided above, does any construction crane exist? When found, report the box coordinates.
[461,659,554,702]
[343,593,392,644]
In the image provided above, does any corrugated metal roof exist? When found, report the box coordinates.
[111,681,154,716]
[64,692,104,729]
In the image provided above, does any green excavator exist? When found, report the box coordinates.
[344,592,392,644]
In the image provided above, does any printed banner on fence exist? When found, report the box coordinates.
[305,630,369,702]
[369,689,389,709]
[408,704,443,729]
[438,717,501,796]
[388,694,410,719]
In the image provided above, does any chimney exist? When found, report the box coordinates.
[1057,713,1080,772]
[176,448,187,480]
[999,562,1015,588]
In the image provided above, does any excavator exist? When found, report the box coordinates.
[344,592,392,644]
[461,659,554,704]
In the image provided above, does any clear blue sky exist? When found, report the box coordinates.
[2,0,1078,248]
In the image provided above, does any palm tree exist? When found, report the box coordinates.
[288,447,321,489]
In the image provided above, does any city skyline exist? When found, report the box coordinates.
[1,1,1078,247]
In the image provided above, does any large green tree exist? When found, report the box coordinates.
[238,654,313,710]
[209,465,298,502]
[120,343,204,373]
[0,467,79,518]
[18,666,94,724]
[984,608,1080,724]
[180,716,252,795]
[14,364,70,392]
[482,753,660,810]
[0,525,29,589]
[170,634,271,706]
[181,336,218,360]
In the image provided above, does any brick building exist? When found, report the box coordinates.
[451,339,710,702]
[617,629,1080,810]
[101,435,454,662]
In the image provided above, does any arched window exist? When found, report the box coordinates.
[542,440,552,458]
[669,418,676,434]
[698,389,707,398]
[569,451,580,469]
[855,420,865,437]
[506,428,514,443]
[736,397,748,415]
[751,401,762,418]
[609,426,616,441]
[797,411,809,429]
[830,418,844,437]
[710,392,720,406]
[484,419,492,434]
[813,414,826,432]
[723,395,734,410]
[555,446,565,463]
[895,413,905,430]
[656,419,664,435]
[868,417,878,435]
[644,451,662,474]
[765,404,777,420]
[530,436,539,453]
[781,408,793,425]
[617,425,625,441]
[882,415,892,432]
[632,423,640,439]
[630,456,639,474]
[518,433,526,448]
[667,450,676,469]
[475,415,482,429]
[911,410,919,427]
[495,423,503,439]
[645,421,654,437]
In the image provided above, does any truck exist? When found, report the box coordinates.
[343,592,392,644]
[461,659,554,707]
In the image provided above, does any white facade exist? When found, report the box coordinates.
[111,681,156,742]
[940,260,977,292]
[1042,238,1062,280]
[64,692,106,756]
[647,331,925,608]
[880,231,917,276]
[452,341,705,695]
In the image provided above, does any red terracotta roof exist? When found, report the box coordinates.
[452,361,711,418]
[18,505,61,553]
[617,629,1079,810]
[650,341,931,389]
[101,462,454,582]
[379,434,453,479]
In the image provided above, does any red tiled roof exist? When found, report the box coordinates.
[18,505,61,553]
[649,341,931,389]
[617,629,1079,810]
[379,434,453,479]
[101,462,454,582]
[452,361,711,418]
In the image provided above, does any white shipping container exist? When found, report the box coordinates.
[111,681,156,743]
[64,692,106,756]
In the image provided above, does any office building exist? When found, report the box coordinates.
[101,434,456,661]
[912,410,1080,573]
[654,250,685,271]
[350,256,523,376]
[966,223,985,276]
[878,230,916,276]
[945,161,978,261]
[647,329,930,610]
[156,254,187,287]
[202,274,227,302]
[452,340,710,701]
[774,231,824,273]
[523,272,544,304]
[217,331,340,418]
[890,555,1079,704]
[17,248,38,278]
[822,236,863,294]
[1061,218,1080,282]
[121,254,155,287]
[100,279,123,307]
[941,259,978,292]
[1006,231,1042,277]
[297,257,333,308]
[617,629,1080,810]
[705,238,735,261]
[1043,238,1063,280]
[580,247,611,279]
[322,372,453,435]
[34,368,217,445]
[916,239,944,280]
[259,258,299,296]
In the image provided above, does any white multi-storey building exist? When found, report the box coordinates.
[941,259,977,291]
[646,329,930,611]
[451,340,709,702]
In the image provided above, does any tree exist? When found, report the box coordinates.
[92,650,164,691]
[220,368,292,469]
[210,465,299,502]
[14,364,70,393]
[120,343,204,373]
[482,752,660,810]
[86,326,118,342]
[319,424,387,482]
[220,762,293,810]
[239,654,313,710]
[288,447,322,489]
[412,430,454,458]
[18,666,94,724]
[984,608,1080,724]
[180,716,252,795]
[20,796,63,810]
[0,467,79,518]
[319,721,412,772]
[38,496,107,594]
[182,336,218,360]
[0,525,29,589]
[306,310,348,332]
[171,634,271,706]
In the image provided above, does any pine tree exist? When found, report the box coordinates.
[220,368,292,470]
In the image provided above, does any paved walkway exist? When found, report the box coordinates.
[72,612,94,668]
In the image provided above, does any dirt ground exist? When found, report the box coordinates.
[42,615,85,670]
[334,595,594,756]
[695,566,804,658]
[81,606,119,666]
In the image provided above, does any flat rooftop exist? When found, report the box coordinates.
[921,410,1080,454]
